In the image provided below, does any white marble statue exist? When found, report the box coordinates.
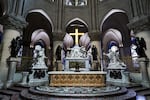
[67,46,87,58]
[80,46,87,58]
[32,45,47,68]
[131,44,139,67]
[104,46,129,84]
[131,44,138,58]
[103,46,126,68]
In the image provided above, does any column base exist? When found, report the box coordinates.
[141,81,150,88]
[17,72,29,86]
[0,80,3,89]
[139,57,150,88]
[5,80,13,88]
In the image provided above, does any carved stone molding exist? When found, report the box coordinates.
[0,14,28,32]
[52,31,65,41]
[128,15,150,33]
[88,30,101,41]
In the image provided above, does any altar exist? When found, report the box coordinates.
[48,71,106,87]
[48,29,106,87]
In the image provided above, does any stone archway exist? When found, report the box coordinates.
[30,29,50,48]
[102,29,123,52]
[100,9,131,54]
[23,9,53,71]
[100,9,125,31]
[100,9,133,71]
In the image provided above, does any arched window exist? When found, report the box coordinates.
[66,0,87,6]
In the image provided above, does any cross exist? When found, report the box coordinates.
[70,28,84,45]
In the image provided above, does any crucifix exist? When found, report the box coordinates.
[70,28,84,45]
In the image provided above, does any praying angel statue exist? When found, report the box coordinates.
[32,45,47,68]
[103,46,126,68]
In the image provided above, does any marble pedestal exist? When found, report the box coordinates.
[28,67,48,86]
[106,66,129,84]
[65,57,90,71]
[6,57,19,88]
[48,71,106,87]
[18,72,29,86]
[139,58,150,88]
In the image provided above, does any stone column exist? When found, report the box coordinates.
[1,29,20,63]
[0,29,20,83]
[5,58,19,88]
[128,4,150,71]
[65,59,69,71]
[128,0,150,86]
[57,0,63,32]
[0,14,27,82]
[17,0,24,16]
[139,58,150,87]
[99,41,104,71]
[90,0,96,31]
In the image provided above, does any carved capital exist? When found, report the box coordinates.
[0,14,28,32]
[128,16,150,33]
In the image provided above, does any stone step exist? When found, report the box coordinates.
[0,94,10,100]
[7,86,28,92]
[106,82,142,89]
[20,89,49,100]
[126,84,142,89]
[132,87,149,92]
[137,89,150,96]
[10,94,21,100]
[14,84,30,88]
[0,89,22,100]
[115,89,136,100]
[2,84,150,100]
[0,89,19,96]
[20,87,136,100]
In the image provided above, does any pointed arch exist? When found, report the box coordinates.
[100,9,126,32]
[100,8,130,47]
[66,17,88,28]
[27,9,54,32]
[30,29,50,48]
[102,29,123,51]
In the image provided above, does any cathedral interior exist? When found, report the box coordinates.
[0,0,150,100]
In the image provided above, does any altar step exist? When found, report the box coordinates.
[20,86,136,100]
[129,86,150,96]
[0,89,20,100]
[112,83,150,96]
[0,84,149,100]
[0,94,10,100]
[0,85,29,100]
